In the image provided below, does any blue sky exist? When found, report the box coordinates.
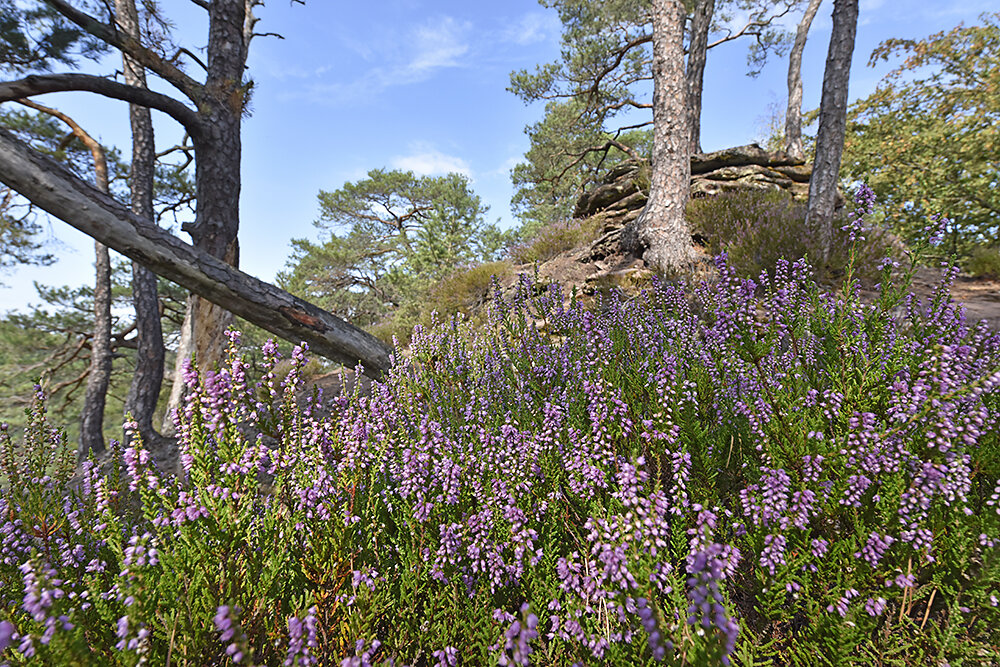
[0,0,995,312]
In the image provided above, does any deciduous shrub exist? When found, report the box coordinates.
[1,195,998,666]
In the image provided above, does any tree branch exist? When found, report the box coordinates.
[170,47,208,73]
[0,73,202,136]
[0,127,393,376]
[42,0,204,102]
[583,33,653,103]
[707,4,795,50]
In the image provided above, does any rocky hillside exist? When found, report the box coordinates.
[505,143,824,302]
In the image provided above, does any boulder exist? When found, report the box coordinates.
[690,143,804,175]
[574,144,816,223]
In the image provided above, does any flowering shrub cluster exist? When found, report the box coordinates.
[687,188,894,280]
[1,191,999,665]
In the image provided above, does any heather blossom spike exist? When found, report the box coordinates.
[0,190,998,664]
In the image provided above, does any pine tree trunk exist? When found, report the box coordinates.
[636,0,695,275]
[163,0,246,433]
[784,0,823,160]
[805,0,858,264]
[686,0,715,154]
[79,151,112,459]
[116,0,166,446]
[14,100,114,459]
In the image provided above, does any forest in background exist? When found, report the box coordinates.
[0,1,997,453]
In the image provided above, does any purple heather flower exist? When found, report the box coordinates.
[433,646,458,667]
[115,615,129,652]
[759,534,787,576]
[810,538,829,559]
[0,620,15,652]
[341,638,381,667]
[827,588,860,617]
[636,599,666,661]
[498,604,539,666]
[923,215,949,247]
[214,606,235,643]
[842,183,875,242]
[686,544,741,664]
[864,597,887,617]
[855,532,896,567]
[286,606,319,667]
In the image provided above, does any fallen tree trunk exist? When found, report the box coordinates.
[0,127,392,377]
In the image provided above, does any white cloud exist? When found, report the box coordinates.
[485,155,522,178]
[500,12,562,46]
[390,144,472,178]
[407,16,471,75]
[290,16,471,104]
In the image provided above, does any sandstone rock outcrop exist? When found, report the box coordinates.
[575,143,815,219]
[573,143,842,265]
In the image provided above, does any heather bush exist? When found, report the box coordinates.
[509,217,602,265]
[1,190,999,666]
[687,188,895,281]
[370,261,514,347]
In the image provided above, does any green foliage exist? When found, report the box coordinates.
[510,99,653,231]
[966,246,1000,280]
[508,0,795,228]
[369,261,514,347]
[507,0,653,229]
[1,232,998,664]
[686,189,897,280]
[843,12,1000,258]
[278,169,511,329]
[0,107,122,276]
[0,259,185,442]
[509,216,603,265]
[0,102,195,443]
[0,0,109,74]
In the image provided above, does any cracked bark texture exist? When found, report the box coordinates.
[806,0,858,263]
[636,0,696,275]
[164,0,247,432]
[785,0,823,160]
[686,0,715,154]
[115,0,166,445]
[76,130,111,459]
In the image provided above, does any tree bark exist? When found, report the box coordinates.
[81,236,112,459]
[805,0,858,263]
[0,74,200,130]
[784,0,823,160]
[0,127,393,376]
[116,0,166,445]
[160,0,249,431]
[635,0,695,275]
[686,0,715,154]
[14,100,113,459]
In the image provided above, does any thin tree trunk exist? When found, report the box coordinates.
[15,100,113,459]
[686,0,715,154]
[80,239,112,459]
[115,0,166,445]
[635,0,695,275]
[805,0,858,264]
[163,0,246,433]
[784,0,823,160]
